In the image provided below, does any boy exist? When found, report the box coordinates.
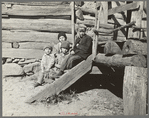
[55,41,71,71]
[34,45,55,88]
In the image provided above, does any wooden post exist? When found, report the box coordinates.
[71,1,75,46]
[99,2,108,24]
[92,1,98,60]
[123,66,147,115]
[128,1,144,39]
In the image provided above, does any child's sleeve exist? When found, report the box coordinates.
[48,54,55,69]
[41,55,45,72]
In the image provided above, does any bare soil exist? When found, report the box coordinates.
[3,74,124,116]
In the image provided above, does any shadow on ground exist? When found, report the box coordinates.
[64,72,124,99]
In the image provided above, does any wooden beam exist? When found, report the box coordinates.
[92,2,98,60]
[2,48,43,59]
[98,2,108,24]
[128,1,144,39]
[25,55,93,103]
[2,2,66,6]
[2,4,71,16]
[94,53,147,68]
[77,19,114,29]
[93,21,135,35]
[19,42,55,50]
[71,2,75,47]
[2,19,73,33]
[108,2,139,16]
[2,42,12,48]
[122,40,147,55]
[2,30,73,43]
[104,41,122,55]
[123,66,147,115]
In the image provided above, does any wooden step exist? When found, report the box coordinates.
[25,54,93,103]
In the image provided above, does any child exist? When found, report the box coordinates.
[53,32,68,54]
[55,41,71,71]
[34,45,55,88]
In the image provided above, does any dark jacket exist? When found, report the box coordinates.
[73,34,92,59]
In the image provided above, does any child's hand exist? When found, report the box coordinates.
[70,50,75,55]
[76,43,79,47]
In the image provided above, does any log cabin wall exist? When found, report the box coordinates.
[2,1,147,59]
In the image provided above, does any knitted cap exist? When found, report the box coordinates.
[61,41,70,50]
[58,32,67,40]
[43,45,53,51]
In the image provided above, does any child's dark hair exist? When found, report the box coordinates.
[58,32,67,40]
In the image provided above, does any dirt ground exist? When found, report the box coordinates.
[2,73,124,116]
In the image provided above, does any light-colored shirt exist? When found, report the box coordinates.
[53,42,61,54]
[41,53,55,72]
[55,53,69,68]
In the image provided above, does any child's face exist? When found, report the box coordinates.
[61,48,68,54]
[44,48,52,55]
[59,36,66,42]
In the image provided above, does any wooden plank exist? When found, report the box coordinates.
[104,41,122,55]
[77,19,114,29]
[128,1,144,39]
[2,30,73,43]
[92,2,98,60]
[2,48,43,59]
[2,42,12,48]
[108,2,138,15]
[2,18,73,33]
[111,1,127,40]
[93,21,135,35]
[122,40,147,55]
[71,2,75,47]
[2,4,71,16]
[94,53,147,68]
[98,2,108,24]
[123,66,147,115]
[140,8,147,39]
[19,42,54,50]
[2,2,66,6]
[25,55,93,103]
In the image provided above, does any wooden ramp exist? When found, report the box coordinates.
[25,55,93,103]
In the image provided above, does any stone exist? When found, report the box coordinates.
[6,58,13,63]
[12,58,20,63]
[2,63,24,77]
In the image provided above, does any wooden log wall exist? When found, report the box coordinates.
[2,2,73,59]
[2,1,147,59]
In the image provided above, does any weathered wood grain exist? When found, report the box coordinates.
[108,2,138,16]
[94,53,147,68]
[2,2,66,6]
[128,1,144,39]
[19,42,54,50]
[104,41,122,55]
[2,30,73,43]
[2,4,71,16]
[122,40,147,55]
[123,66,147,115]
[98,2,108,24]
[2,48,43,59]
[2,42,12,48]
[25,55,93,103]
[2,19,73,33]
